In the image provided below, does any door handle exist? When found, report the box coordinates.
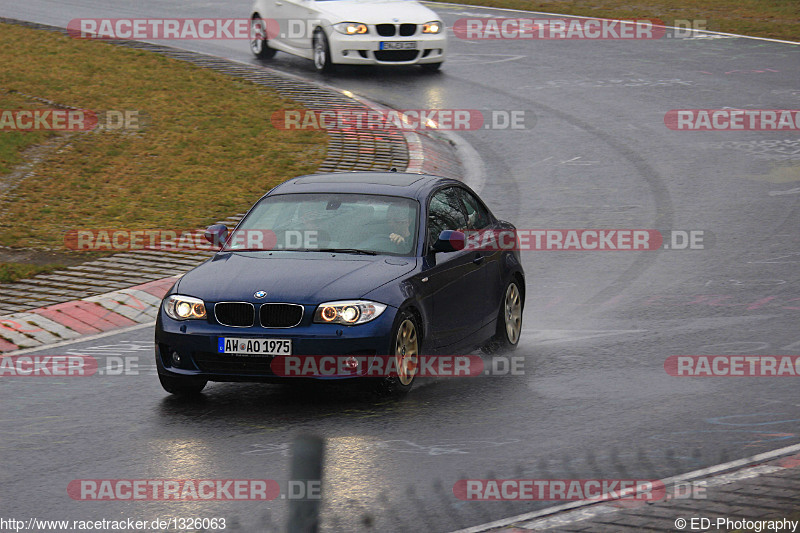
[472,254,485,265]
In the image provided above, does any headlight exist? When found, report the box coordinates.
[164,295,207,321]
[334,22,368,35]
[314,300,387,325]
[422,21,442,34]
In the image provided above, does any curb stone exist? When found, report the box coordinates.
[0,277,179,351]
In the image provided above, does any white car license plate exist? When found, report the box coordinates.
[218,338,291,356]
[380,41,417,50]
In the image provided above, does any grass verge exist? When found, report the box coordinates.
[0,22,326,254]
[434,0,800,42]
[0,92,57,175]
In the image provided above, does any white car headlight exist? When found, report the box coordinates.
[422,21,442,34]
[314,300,387,325]
[334,22,369,35]
[164,295,207,321]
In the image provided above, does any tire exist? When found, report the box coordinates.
[421,62,442,72]
[482,278,523,354]
[375,309,420,395]
[158,373,208,395]
[313,29,335,73]
[250,16,277,59]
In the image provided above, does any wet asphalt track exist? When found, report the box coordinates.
[1,1,800,531]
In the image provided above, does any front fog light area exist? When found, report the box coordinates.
[164,295,207,320]
[314,300,387,325]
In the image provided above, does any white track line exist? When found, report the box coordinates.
[450,442,800,532]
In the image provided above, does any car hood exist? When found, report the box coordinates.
[175,252,417,305]
[315,0,439,24]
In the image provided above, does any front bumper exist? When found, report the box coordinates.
[155,305,397,382]
[328,33,447,65]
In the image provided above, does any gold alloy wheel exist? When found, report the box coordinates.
[394,318,419,386]
[504,283,522,344]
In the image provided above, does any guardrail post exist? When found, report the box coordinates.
[287,434,325,533]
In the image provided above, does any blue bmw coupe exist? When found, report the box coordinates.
[155,171,524,394]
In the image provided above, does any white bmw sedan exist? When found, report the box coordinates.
[250,0,447,72]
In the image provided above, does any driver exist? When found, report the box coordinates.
[388,203,412,247]
[357,202,414,253]
[386,204,411,247]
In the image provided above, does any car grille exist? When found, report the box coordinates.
[194,352,275,375]
[260,304,304,328]
[399,24,417,36]
[375,24,418,37]
[214,302,254,327]
[376,24,396,36]
[374,50,420,62]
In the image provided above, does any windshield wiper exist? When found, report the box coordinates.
[315,248,378,256]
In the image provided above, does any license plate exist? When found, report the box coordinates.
[218,338,291,356]
[380,41,417,50]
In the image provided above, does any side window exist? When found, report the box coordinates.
[427,187,468,247]
[455,188,492,230]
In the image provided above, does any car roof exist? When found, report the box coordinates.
[267,171,463,200]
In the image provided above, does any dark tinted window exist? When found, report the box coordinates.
[455,188,492,230]
[427,187,468,247]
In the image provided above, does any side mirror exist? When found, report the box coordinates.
[432,230,465,253]
[204,224,229,249]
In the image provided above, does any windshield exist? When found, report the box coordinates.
[224,193,419,256]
